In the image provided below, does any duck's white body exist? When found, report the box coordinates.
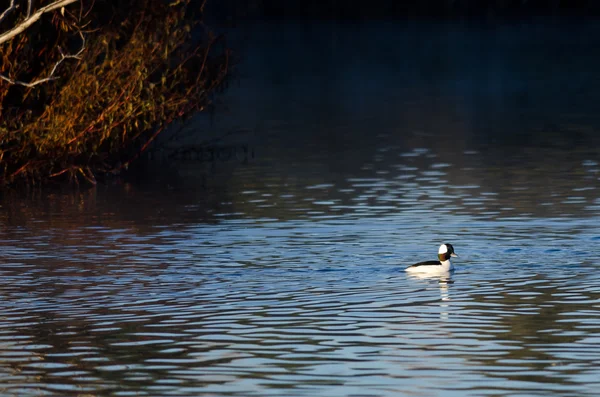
[405,258,454,273]
[405,243,458,274]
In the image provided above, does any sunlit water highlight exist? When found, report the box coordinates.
[2,20,600,397]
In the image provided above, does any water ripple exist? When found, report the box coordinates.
[1,220,600,397]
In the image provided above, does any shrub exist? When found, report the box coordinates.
[0,0,229,185]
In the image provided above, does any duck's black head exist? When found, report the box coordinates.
[438,243,458,261]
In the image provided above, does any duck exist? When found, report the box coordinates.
[405,243,458,273]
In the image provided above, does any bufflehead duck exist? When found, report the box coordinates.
[405,243,458,273]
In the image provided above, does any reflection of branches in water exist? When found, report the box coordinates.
[464,275,590,386]
[0,331,45,388]
[167,142,254,164]
[0,187,98,231]
[3,301,259,393]
[160,126,256,164]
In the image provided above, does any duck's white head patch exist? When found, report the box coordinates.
[438,244,448,254]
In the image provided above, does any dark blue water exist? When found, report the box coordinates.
[1,20,600,397]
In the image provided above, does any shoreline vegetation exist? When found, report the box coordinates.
[0,0,229,186]
[2,1,597,187]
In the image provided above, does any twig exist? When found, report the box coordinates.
[0,0,79,45]
[0,30,85,88]
[49,167,71,178]
[0,0,17,25]
[79,167,96,185]
[9,161,31,179]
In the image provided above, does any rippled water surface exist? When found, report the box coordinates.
[2,21,600,397]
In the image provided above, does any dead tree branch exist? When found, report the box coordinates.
[0,0,18,25]
[0,0,84,87]
[0,0,79,45]
[26,0,33,18]
[0,30,85,87]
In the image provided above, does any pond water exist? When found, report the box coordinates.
[2,20,600,397]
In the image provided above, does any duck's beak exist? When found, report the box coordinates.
[451,253,458,258]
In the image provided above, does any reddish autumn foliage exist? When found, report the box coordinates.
[0,0,229,185]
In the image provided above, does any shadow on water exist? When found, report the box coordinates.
[1,20,600,397]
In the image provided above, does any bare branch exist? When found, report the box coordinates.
[0,0,17,25]
[27,0,33,18]
[0,31,85,88]
[0,0,79,45]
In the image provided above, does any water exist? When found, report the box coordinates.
[2,20,600,397]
